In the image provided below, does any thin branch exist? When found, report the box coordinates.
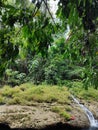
[43,0,56,25]
[32,0,43,17]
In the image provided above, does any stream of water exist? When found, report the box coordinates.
[71,95,98,130]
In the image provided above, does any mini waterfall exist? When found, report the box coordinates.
[71,95,98,130]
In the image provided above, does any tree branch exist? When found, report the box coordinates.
[43,0,56,25]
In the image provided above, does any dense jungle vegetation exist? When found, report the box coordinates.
[0,0,98,91]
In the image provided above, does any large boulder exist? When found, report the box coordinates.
[0,103,90,130]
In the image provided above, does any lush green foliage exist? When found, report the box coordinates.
[0,0,55,74]
[0,0,98,89]
[56,0,98,89]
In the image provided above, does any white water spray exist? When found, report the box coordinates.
[71,95,98,128]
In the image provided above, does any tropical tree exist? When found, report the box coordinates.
[0,0,98,88]
[0,0,55,75]
[56,0,98,89]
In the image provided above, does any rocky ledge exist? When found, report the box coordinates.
[0,101,98,130]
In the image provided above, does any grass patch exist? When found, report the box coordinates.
[69,81,98,101]
[51,106,71,121]
[0,96,5,104]
[60,111,71,120]
[0,83,70,105]
[1,81,98,105]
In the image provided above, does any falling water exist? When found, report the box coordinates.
[71,95,98,130]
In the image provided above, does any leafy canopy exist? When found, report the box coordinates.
[0,0,56,75]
